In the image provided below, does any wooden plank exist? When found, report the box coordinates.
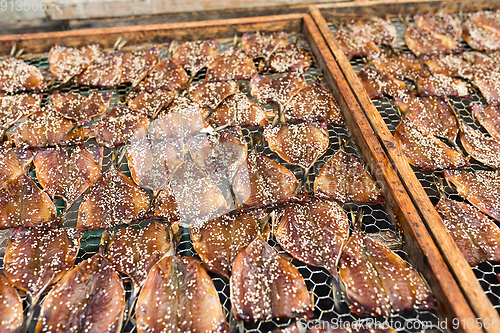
[309,4,500,332]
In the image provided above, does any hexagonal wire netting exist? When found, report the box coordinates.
[328,15,500,315]
[0,31,442,332]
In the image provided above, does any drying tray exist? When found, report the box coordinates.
[310,1,500,332]
[0,13,470,332]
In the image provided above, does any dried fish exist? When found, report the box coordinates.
[35,254,125,333]
[471,104,500,142]
[136,255,227,333]
[421,54,474,80]
[394,118,469,171]
[76,52,123,88]
[128,89,176,118]
[459,122,500,169]
[49,44,100,83]
[191,212,262,278]
[344,17,397,46]
[442,170,500,222]
[33,146,103,205]
[77,168,150,230]
[0,142,32,187]
[333,29,381,59]
[0,58,46,93]
[250,72,306,107]
[314,149,385,204]
[171,40,217,75]
[242,31,287,60]
[463,20,500,52]
[230,238,314,321]
[136,59,189,92]
[411,70,470,98]
[469,10,500,32]
[0,174,57,229]
[266,43,312,73]
[283,82,343,125]
[4,228,81,304]
[436,196,500,266]
[52,92,112,125]
[189,80,239,109]
[211,91,267,127]
[472,70,500,105]
[370,51,421,80]
[0,273,23,333]
[0,93,41,131]
[121,46,159,86]
[95,106,149,148]
[413,13,462,41]
[357,66,408,100]
[405,25,459,57]
[154,183,180,224]
[206,47,257,82]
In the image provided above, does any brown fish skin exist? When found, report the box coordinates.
[394,118,469,171]
[230,238,313,321]
[206,47,257,82]
[358,66,409,100]
[421,54,474,81]
[121,47,159,86]
[472,104,500,142]
[136,255,228,333]
[264,122,329,171]
[443,170,500,222]
[52,92,112,125]
[0,273,23,333]
[436,197,500,267]
[76,52,123,88]
[283,82,343,125]
[49,44,100,83]
[463,20,500,52]
[344,17,397,46]
[171,40,218,75]
[0,58,46,94]
[0,142,32,187]
[0,94,41,131]
[370,52,422,81]
[314,150,385,204]
[411,70,470,98]
[34,146,103,205]
[211,91,267,127]
[188,80,239,109]
[4,228,81,304]
[242,31,287,60]
[13,107,83,149]
[250,73,306,107]
[266,43,312,73]
[460,122,500,169]
[154,183,180,224]
[191,212,261,278]
[128,89,176,118]
[405,25,459,57]
[333,29,381,60]
[275,198,349,275]
[137,59,189,93]
[0,174,57,229]
[77,169,150,230]
[95,106,149,148]
[469,10,500,32]
[232,153,305,211]
[472,70,500,106]
[35,254,125,333]
[414,13,462,41]
[103,222,174,288]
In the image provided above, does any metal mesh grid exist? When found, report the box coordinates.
[328,15,500,315]
[0,31,442,332]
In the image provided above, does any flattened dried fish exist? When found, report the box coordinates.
[77,168,150,230]
[333,29,381,59]
[0,174,57,229]
[52,92,112,125]
[35,254,125,333]
[394,118,469,171]
[233,152,305,211]
[436,197,500,266]
[121,47,159,86]
[463,20,500,52]
[136,59,189,92]
[189,80,239,109]
[211,91,267,127]
[0,142,32,187]
[206,47,257,82]
[344,17,397,46]
[171,40,217,75]
[358,66,408,100]
[103,222,173,288]
[4,228,81,304]
[128,89,176,118]
[283,82,343,125]
[314,149,385,204]
[264,122,329,172]
[0,93,41,131]
[95,106,149,147]
[242,31,287,60]
[136,255,227,333]
[13,106,83,148]
[412,70,470,98]
[414,13,462,41]
[469,10,500,32]
[472,70,500,105]
[191,212,261,278]
[275,198,349,275]
[370,52,421,80]
[339,228,435,317]
[0,273,23,333]
[443,170,500,222]
[154,183,180,223]
[472,104,500,142]
[460,122,500,169]
[266,43,312,73]
[152,96,208,137]
[405,25,459,56]
[421,54,474,80]
[76,52,122,88]
[0,58,46,93]
[250,72,306,107]
[34,146,103,205]
[49,44,100,83]
[230,238,313,321]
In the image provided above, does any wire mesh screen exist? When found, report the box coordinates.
[0,30,442,332]
[328,15,500,315]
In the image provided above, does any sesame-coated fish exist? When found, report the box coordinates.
[76,52,122,88]
[136,59,188,93]
[0,273,23,333]
[242,31,287,60]
[49,44,100,83]
[52,92,112,125]
[171,40,217,75]
[206,47,257,82]
[121,47,159,86]
[0,58,46,93]
[266,43,312,73]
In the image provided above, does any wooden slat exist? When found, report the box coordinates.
[309,4,500,332]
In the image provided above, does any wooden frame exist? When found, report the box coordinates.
[310,1,500,332]
[0,13,477,331]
